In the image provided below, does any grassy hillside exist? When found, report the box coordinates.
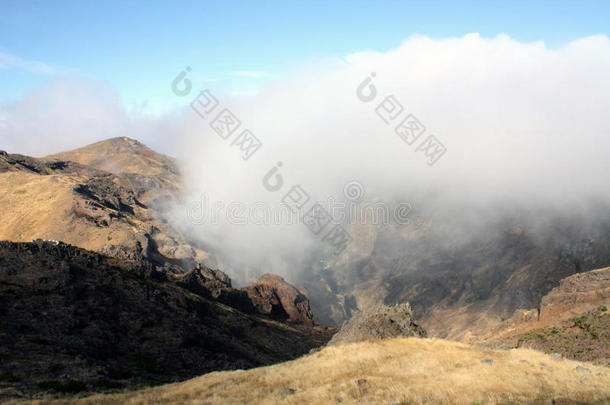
[0,141,207,268]
[0,170,138,251]
[11,338,610,405]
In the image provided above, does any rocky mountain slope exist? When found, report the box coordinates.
[479,267,609,364]
[0,240,333,400]
[0,138,335,400]
[8,137,608,348]
[303,207,610,343]
[2,137,609,401]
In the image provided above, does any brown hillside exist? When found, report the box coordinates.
[0,139,203,270]
[479,267,610,364]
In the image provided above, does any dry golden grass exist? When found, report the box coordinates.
[11,338,610,405]
[0,171,137,251]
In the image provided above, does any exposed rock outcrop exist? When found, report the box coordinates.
[539,267,610,322]
[327,303,426,346]
[240,274,314,327]
[0,151,89,175]
[73,175,141,216]
[178,265,255,314]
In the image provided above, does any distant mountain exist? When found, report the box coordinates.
[303,201,610,344]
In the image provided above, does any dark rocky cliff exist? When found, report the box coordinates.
[0,240,333,399]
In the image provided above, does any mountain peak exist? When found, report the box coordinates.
[94,136,143,149]
[44,137,178,178]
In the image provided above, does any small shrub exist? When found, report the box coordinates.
[0,371,21,382]
[92,378,125,390]
[127,352,163,373]
[38,379,87,393]
[29,335,50,345]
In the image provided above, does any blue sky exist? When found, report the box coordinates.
[1,0,609,114]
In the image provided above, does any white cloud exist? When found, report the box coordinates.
[0,79,185,156]
[3,34,610,281]
[0,50,62,75]
[177,33,610,208]
[168,33,610,279]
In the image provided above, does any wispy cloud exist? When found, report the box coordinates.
[0,50,62,75]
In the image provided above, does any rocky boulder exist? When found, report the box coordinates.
[327,303,426,346]
[179,265,254,313]
[240,274,314,327]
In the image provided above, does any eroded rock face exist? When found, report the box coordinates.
[539,267,610,322]
[179,265,255,314]
[327,303,426,346]
[74,175,141,216]
[72,197,114,227]
[240,274,314,327]
[98,242,145,261]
